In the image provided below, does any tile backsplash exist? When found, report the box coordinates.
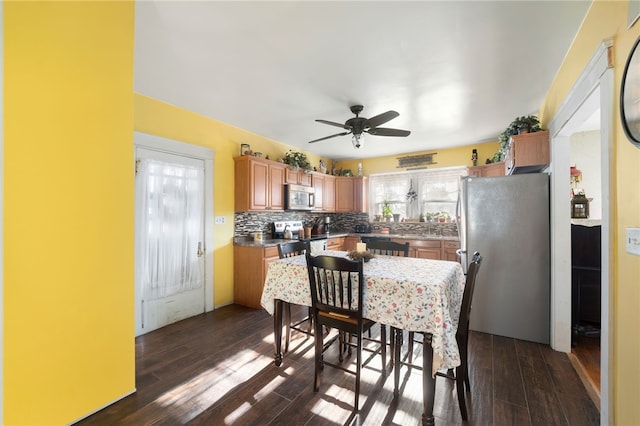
[234,211,458,238]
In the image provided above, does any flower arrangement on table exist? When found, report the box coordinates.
[347,250,375,262]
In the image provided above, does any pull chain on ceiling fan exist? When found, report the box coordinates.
[308,104,411,149]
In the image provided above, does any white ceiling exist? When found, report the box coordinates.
[134,1,591,161]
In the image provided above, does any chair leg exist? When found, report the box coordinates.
[407,331,415,363]
[458,333,471,391]
[389,326,395,372]
[380,324,387,374]
[284,303,292,353]
[393,327,402,398]
[455,364,468,420]
[354,330,363,412]
[307,307,313,334]
[313,320,323,392]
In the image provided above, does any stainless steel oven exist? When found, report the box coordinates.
[285,184,315,211]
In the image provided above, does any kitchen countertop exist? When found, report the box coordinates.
[234,232,459,248]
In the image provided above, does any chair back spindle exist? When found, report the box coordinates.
[366,240,410,257]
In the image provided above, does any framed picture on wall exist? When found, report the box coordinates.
[620,34,640,148]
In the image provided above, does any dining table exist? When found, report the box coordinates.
[260,250,466,425]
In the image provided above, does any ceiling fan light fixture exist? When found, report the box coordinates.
[352,133,364,149]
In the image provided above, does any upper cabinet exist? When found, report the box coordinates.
[285,168,312,186]
[335,176,368,213]
[234,156,285,211]
[505,130,550,175]
[312,172,336,212]
[467,161,505,177]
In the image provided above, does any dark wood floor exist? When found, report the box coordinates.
[571,336,600,397]
[76,304,599,426]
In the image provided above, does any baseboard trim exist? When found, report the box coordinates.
[67,388,137,425]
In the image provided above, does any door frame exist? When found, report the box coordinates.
[547,40,613,424]
[134,132,215,318]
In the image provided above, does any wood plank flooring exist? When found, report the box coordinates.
[572,335,601,393]
[75,304,599,426]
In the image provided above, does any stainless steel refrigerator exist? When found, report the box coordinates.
[458,173,550,344]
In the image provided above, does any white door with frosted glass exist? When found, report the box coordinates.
[135,147,206,336]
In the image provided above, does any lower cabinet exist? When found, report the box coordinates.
[327,236,346,251]
[442,240,461,262]
[391,238,461,262]
[344,236,360,252]
[392,238,441,259]
[234,245,280,309]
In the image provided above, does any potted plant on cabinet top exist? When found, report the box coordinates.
[282,150,312,172]
[494,115,542,162]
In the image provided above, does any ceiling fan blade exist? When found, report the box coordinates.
[367,127,411,137]
[316,119,350,129]
[366,110,399,128]
[308,131,351,144]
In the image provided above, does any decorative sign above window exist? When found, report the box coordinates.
[396,152,437,169]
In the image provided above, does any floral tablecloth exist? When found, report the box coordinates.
[260,250,465,375]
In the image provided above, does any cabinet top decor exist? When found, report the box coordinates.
[496,115,543,161]
[282,150,312,172]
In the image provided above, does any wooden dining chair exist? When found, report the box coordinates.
[305,253,387,414]
[393,251,482,421]
[278,241,311,353]
[366,240,410,257]
[364,239,410,366]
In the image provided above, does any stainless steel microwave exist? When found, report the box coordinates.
[285,184,315,210]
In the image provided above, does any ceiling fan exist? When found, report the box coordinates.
[308,105,411,149]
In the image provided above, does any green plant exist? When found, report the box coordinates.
[496,115,542,162]
[382,200,393,217]
[282,150,312,171]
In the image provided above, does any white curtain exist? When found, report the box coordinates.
[137,158,204,300]
[369,166,466,220]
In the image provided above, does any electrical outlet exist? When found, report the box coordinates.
[214,216,225,225]
[627,227,640,256]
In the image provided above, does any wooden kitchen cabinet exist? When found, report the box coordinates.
[235,156,285,211]
[442,240,461,262]
[234,245,280,309]
[505,130,550,175]
[285,168,312,186]
[326,236,345,251]
[467,162,505,177]
[335,176,367,213]
[393,238,442,260]
[312,172,336,212]
[344,236,360,252]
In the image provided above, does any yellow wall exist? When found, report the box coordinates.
[540,1,640,424]
[134,94,329,307]
[4,2,135,424]
[338,142,500,175]
[5,0,639,424]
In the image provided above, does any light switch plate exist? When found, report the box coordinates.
[215,216,225,225]
[626,227,640,256]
